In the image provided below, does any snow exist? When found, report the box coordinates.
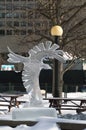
[0,92,86,130]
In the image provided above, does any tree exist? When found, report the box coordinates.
[33,0,86,97]
[6,0,86,97]
[28,0,86,96]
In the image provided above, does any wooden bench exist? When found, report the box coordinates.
[0,93,24,112]
[43,97,86,114]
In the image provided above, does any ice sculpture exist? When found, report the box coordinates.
[7,41,69,106]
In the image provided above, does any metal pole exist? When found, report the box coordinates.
[52,36,59,97]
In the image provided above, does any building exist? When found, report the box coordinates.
[0,0,50,67]
[0,0,85,68]
[0,0,51,70]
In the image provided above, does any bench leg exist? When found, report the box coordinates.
[8,105,11,112]
[49,100,62,114]
[76,100,86,114]
[8,97,19,112]
[57,109,61,114]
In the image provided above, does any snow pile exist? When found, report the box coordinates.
[0,117,61,130]
[59,113,86,120]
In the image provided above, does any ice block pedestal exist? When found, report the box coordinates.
[12,107,57,121]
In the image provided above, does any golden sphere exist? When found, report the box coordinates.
[51,25,63,36]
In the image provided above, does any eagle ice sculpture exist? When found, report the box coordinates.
[7,41,69,106]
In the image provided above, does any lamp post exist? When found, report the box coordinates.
[51,25,63,97]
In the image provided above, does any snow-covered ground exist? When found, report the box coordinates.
[0,92,86,130]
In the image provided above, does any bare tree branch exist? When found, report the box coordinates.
[62,2,86,26]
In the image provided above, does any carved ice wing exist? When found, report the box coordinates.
[7,46,29,63]
[28,41,68,63]
[22,62,41,93]
[22,65,34,93]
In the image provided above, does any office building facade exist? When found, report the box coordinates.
[0,0,50,47]
[0,0,50,66]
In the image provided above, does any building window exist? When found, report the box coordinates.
[27,3,35,9]
[28,29,32,34]
[6,13,12,18]
[0,5,5,10]
[6,4,12,10]
[13,13,20,18]
[0,30,5,35]
[0,21,5,27]
[20,13,27,18]
[21,21,27,27]
[6,21,13,27]
[6,30,12,35]
[21,30,26,35]
[14,29,20,35]
[6,0,12,1]
[28,22,33,26]
[0,13,5,18]
[14,21,19,26]
[13,5,20,10]
[14,0,19,1]
[0,0,5,1]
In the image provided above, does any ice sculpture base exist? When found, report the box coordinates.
[12,107,57,121]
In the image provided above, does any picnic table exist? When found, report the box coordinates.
[44,97,86,114]
[0,93,23,112]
